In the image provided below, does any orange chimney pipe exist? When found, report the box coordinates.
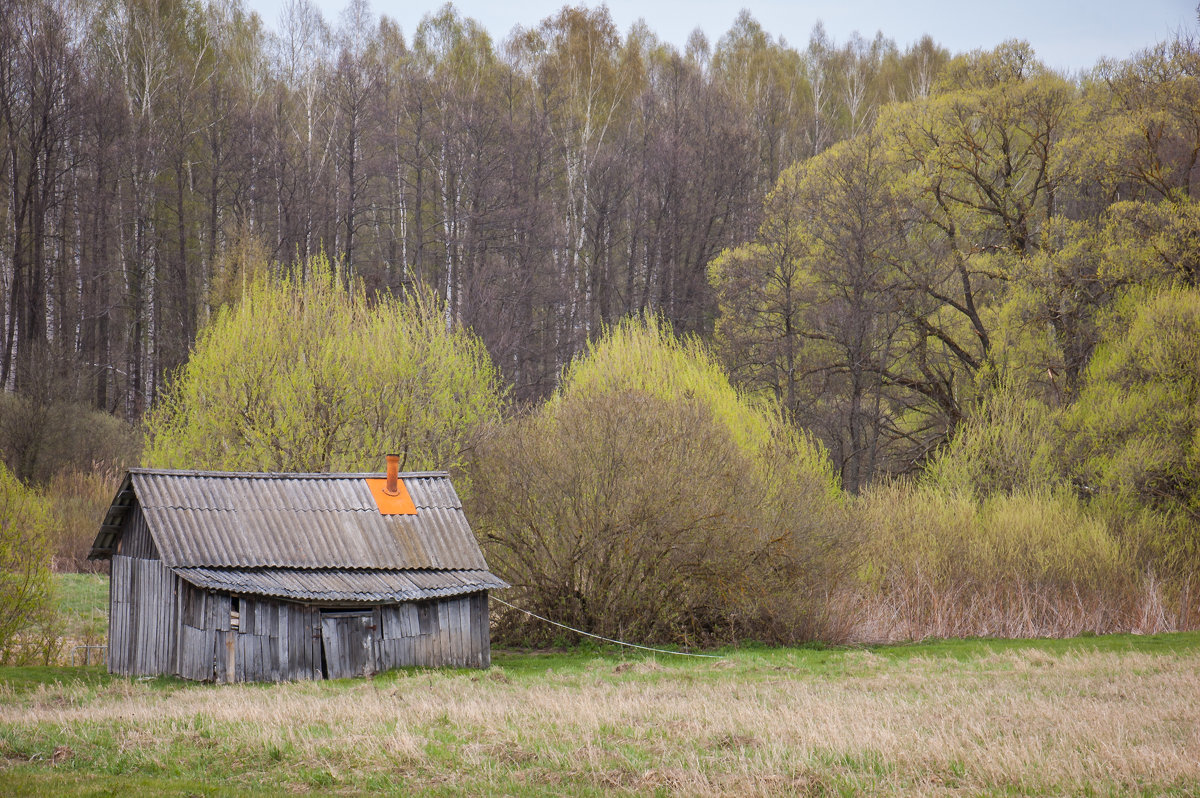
[384,454,400,496]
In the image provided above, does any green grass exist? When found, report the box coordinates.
[3,633,1197,795]
[13,575,1199,795]
[496,629,1200,676]
[0,665,112,694]
[54,574,107,617]
[0,771,280,798]
[52,573,108,643]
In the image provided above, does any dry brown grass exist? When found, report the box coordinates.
[844,577,1193,643]
[43,467,122,574]
[2,641,1198,795]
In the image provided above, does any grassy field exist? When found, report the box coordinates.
[1,578,1197,795]
[55,574,109,640]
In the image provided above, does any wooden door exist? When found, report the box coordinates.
[319,611,378,679]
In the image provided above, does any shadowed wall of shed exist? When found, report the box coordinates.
[107,555,177,676]
[169,582,492,681]
[117,505,159,560]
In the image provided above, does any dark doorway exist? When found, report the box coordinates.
[319,610,378,678]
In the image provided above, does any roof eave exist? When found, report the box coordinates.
[86,471,136,560]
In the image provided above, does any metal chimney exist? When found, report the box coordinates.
[384,454,400,496]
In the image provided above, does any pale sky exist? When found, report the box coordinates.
[246,0,1197,74]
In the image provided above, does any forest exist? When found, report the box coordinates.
[2,0,1200,654]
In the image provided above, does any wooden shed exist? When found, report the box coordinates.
[87,463,507,682]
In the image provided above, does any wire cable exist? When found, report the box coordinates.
[490,595,724,659]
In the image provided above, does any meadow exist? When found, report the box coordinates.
[2,626,1198,796]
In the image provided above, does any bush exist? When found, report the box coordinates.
[853,481,1136,640]
[43,466,123,573]
[144,257,503,476]
[470,316,849,646]
[925,380,1061,499]
[0,393,140,485]
[1060,286,1200,576]
[474,390,754,643]
[0,462,59,663]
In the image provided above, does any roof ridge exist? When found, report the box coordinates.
[129,468,451,479]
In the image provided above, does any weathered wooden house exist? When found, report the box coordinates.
[88,458,507,682]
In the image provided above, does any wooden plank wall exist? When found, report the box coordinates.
[175,580,231,682]
[118,506,159,560]
[319,611,379,679]
[176,584,324,683]
[107,555,177,676]
[473,592,491,669]
[177,580,216,681]
[236,599,284,682]
[375,593,490,670]
[144,581,493,682]
[106,556,129,674]
[287,603,323,681]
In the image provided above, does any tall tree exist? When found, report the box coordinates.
[0,0,80,391]
[711,131,906,489]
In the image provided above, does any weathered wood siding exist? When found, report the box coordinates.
[180,591,490,681]
[107,555,178,676]
[174,581,325,683]
[375,593,490,670]
[117,506,159,560]
[111,564,492,682]
[320,611,375,679]
[176,579,231,682]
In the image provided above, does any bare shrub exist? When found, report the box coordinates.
[471,389,851,647]
[0,384,140,486]
[44,467,123,573]
[470,316,850,646]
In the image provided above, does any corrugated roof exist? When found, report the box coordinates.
[94,469,491,571]
[172,567,508,602]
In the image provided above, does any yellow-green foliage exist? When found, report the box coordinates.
[926,380,1061,498]
[1060,286,1200,573]
[0,462,55,661]
[205,220,276,316]
[557,313,837,489]
[976,491,1125,589]
[1095,199,1200,287]
[144,256,502,475]
[558,314,766,445]
[858,482,1126,593]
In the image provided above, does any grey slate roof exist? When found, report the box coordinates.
[171,567,508,602]
[132,470,485,570]
[89,468,507,603]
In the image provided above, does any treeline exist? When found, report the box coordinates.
[3,0,1200,654]
[0,0,944,429]
[711,37,1200,491]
